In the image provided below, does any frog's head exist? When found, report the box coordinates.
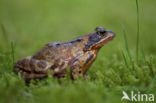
[84,27,115,51]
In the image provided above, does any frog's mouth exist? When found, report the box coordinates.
[102,30,115,43]
[92,30,115,49]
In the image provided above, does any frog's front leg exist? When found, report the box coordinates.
[70,51,97,80]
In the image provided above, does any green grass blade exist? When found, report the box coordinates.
[0,23,8,42]
[122,51,129,68]
[11,41,15,65]
[136,0,140,64]
[122,24,132,63]
[141,46,146,63]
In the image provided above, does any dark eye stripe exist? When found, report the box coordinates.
[84,33,100,51]
[89,34,100,42]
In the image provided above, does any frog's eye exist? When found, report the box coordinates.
[95,27,106,35]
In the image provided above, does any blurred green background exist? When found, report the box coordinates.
[0,0,156,103]
[0,0,156,57]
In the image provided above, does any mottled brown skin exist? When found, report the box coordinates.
[14,27,115,81]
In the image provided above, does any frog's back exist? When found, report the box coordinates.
[32,41,80,61]
[32,36,87,61]
[32,42,61,61]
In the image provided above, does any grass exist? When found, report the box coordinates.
[11,42,15,65]
[0,0,156,103]
[136,0,140,64]
[122,24,132,68]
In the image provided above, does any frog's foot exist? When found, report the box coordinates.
[70,67,83,80]
[14,56,51,80]
[70,68,88,80]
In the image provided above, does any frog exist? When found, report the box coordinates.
[14,27,115,81]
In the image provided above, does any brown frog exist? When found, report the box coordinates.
[14,27,115,81]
